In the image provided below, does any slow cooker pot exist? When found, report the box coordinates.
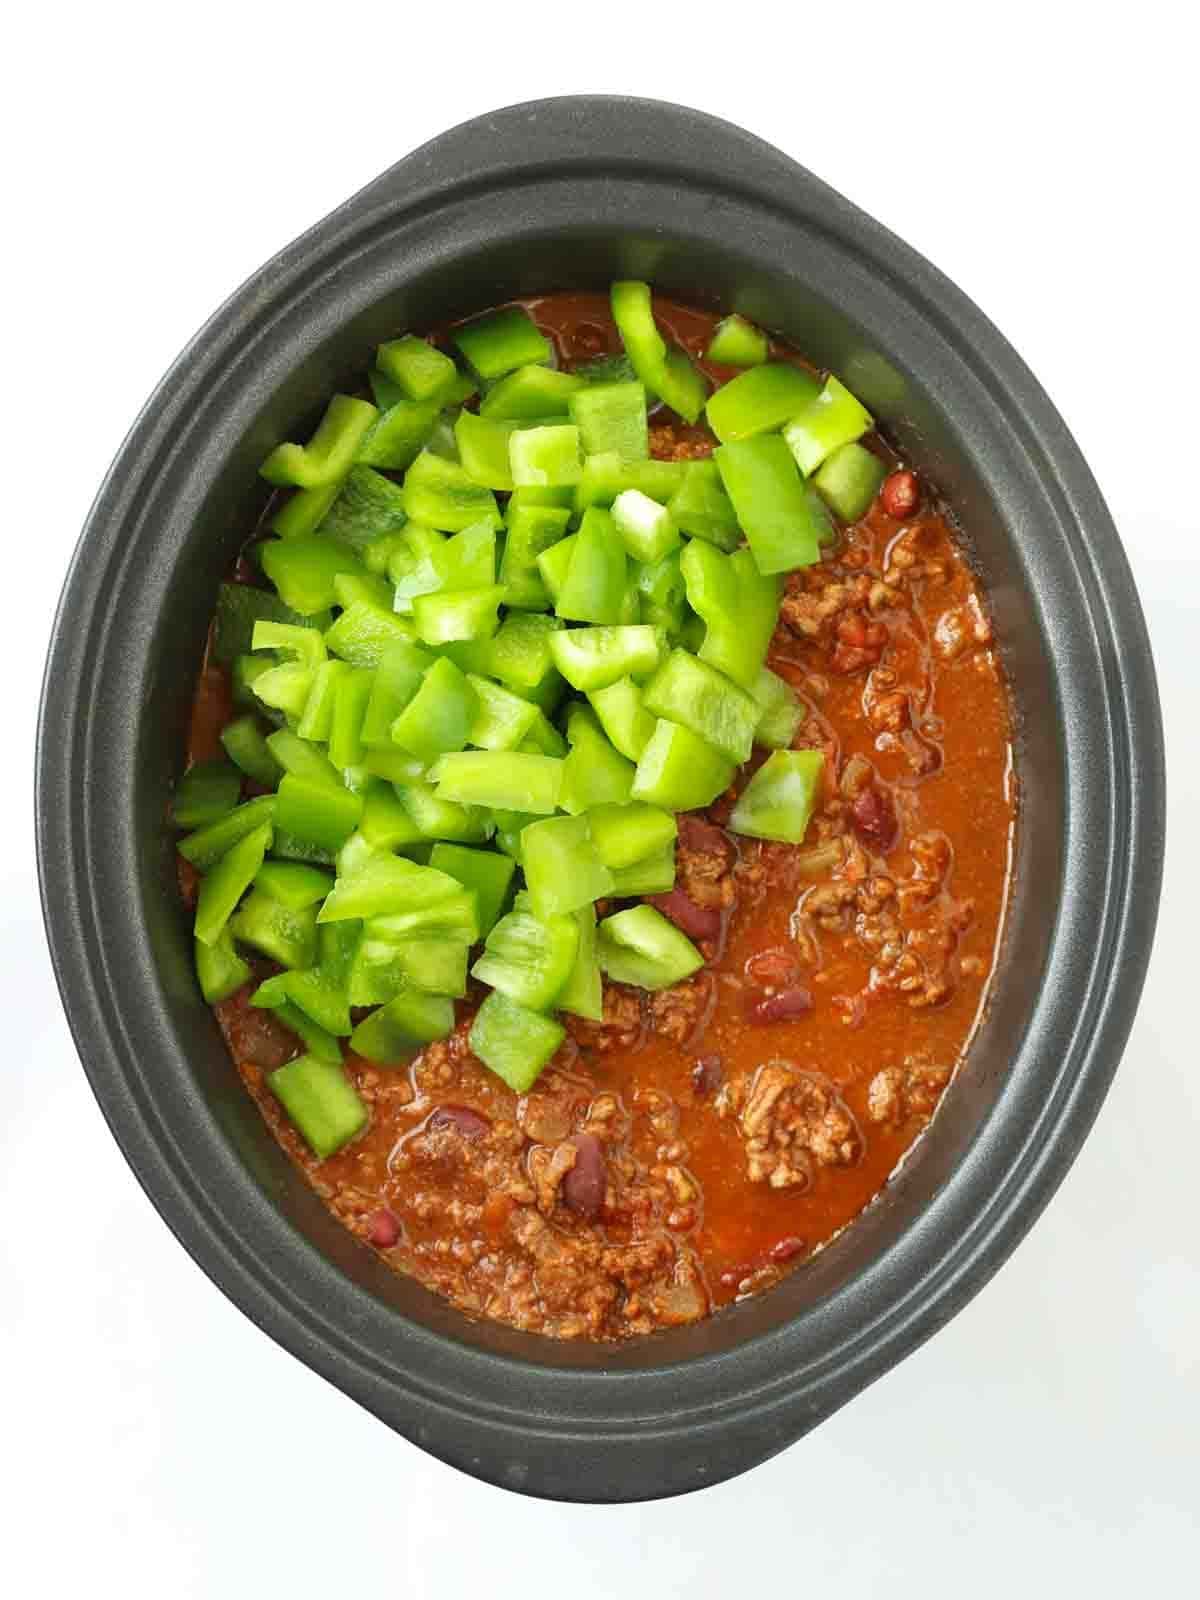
[37,97,1164,1502]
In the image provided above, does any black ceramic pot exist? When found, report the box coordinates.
[37,97,1164,1503]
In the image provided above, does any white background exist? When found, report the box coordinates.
[6,3,1196,1593]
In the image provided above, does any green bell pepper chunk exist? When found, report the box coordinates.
[480,364,584,420]
[271,483,341,541]
[173,760,242,830]
[260,395,379,489]
[359,779,425,851]
[609,844,677,896]
[466,675,539,751]
[376,335,458,402]
[812,442,887,522]
[312,465,409,553]
[178,796,276,870]
[268,1055,367,1158]
[428,843,516,937]
[367,886,478,944]
[782,375,874,476]
[220,716,284,788]
[265,728,342,787]
[261,1001,342,1065]
[729,749,824,842]
[587,676,658,761]
[194,927,251,1004]
[391,656,478,763]
[320,850,467,924]
[567,380,648,463]
[194,822,272,946]
[362,529,411,576]
[535,533,576,603]
[642,648,760,763]
[389,522,449,614]
[548,625,662,692]
[293,659,347,742]
[250,663,314,722]
[556,903,603,1021]
[453,306,553,380]
[587,802,677,870]
[706,314,769,367]
[611,489,681,565]
[356,395,441,472]
[331,571,393,612]
[485,612,564,701]
[667,460,741,551]
[230,656,284,722]
[229,887,318,969]
[431,751,563,815]
[714,435,823,575]
[274,774,362,852]
[560,705,636,813]
[368,369,404,409]
[455,410,517,492]
[259,537,367,617]
[359,639,434,749]
[396,779,493,844]
[596,904,703,991]
[499,501,570,610]
[574,452,687,514]
[255,860,333,909]
[509,424,582,489]
[403,450,501,533]
[362,747,425,785]
[412,587,505,646]
[679,541,779,690]
[324,600,416,667]
[555,508,627,624]
[631,719,735,811]
[469,991,565,1093]
[267,831,336,867]
[575,352,637,386]
[751,667,804,749]
[212,583,329,667]
[610,282,707,424]
[326,667,375,771]
[521,813,615,919]
[705,362,821,443]
[256,921,359,1036]
[633,551,687,639]
[473,906,580,1011]
[350,988,456,1066]
[348,926,465,1006]
[518,710,568,758]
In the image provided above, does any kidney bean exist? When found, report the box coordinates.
[880,469,920,520]
[745,947,799,988]
[367,1208,401,1249]
[677,813,733,864]
[747,986,813,1024]
[768,1235,806,1264]
[691,1055,724,1096]
[427,1104,491,1141]
[648,888,722,943]
[562,1133,606,1220]
[850,785,898,853]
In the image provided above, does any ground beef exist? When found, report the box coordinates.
[564,983,644,1053]
[648,421,715,460]
[718,1061,864,1189]
[647,973,715,1045]
[676,814,736,909]
[867,1052,954,1125]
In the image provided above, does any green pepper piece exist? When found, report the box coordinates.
[480,364,584,420]
[178,796,277,870]
[259,536,367,616]
[403,450,501,533]
[355,395,441,472]
[412,586,505,646]
[453,306,553,379]
[265,728,342,787]
[173,760,242,830]
[359,779,425,851]
[350,988,454,1064]
[473,905,580,1010]
[679,540,779,691]
[274,774,362,852]
[362,529,411,576]
[359,639,434,749]
[587,802,677,870]
[391,656,478,764]
[560,706,636,814]
[782,375,874,476]
[535,533,576,604]
[812,442,887,522]
[729,749,825,843]
[633,551,687,639]
[348,926,454,1006]
[324,600,416,667]
[320,850,466,923]
[212,583,329,667]
[326,667,375,771]
[368,369,404,409]
[509,424,583,489]
[751,667,804,749]
[376,335,458,402]
[667,460,741,551]
[271,483,341,541]
[520,813,615,918]
[332,571,394,612]
[587,676,657,761]
[231,654,284,722]
[518,710,568,758]
[575,352,637,386]
[706,315,769,367]
[220,716,284,788]
[362,747,425,785]
[486,611,565,701]
[705,363,821,444]
[260,1001,342,1065]
[596,904,703,990]
[252,619,331,670]
[428,843,516,937]
[389,522,449,614]
[555,508,627,624]
[611,489,681,565]
[268,1056,367,1158]
[267,830,337,868]
[291,659,344,743]
[194,822,272,947]
[367,886,479,944]
[431,751,564,815]
[316,465,409,553]
[556,903,603,1021]
[714,435,823,575]
[567,380,648,463]
[229,887,318,969]
[257,921,359,1036]
[396,779,492,844]
[548,625,663,692]
[260,395,379,489]
[250,663,314,722]
[466,675,539,751]
[255,860,333,909]
[631,719,735,811]
[469,991,566,1094]
[642,648,760,763]
[194,927,251,1004]
[609,844,678,896]
[499,501,570,610]
[574,452,687,513]
[455,410,516,492]
[610,282,707,424]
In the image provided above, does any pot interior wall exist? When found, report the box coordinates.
[142,227,1062,1371]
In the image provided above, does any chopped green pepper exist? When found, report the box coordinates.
[454,410,517,492]
[220,715,284,788]
[610,282,707,424]
[705,362,821,443]
[453,307,553,380]
[630,719,735,811]
[466,675,539,751]
[194,822,272,946]
[268,1055,367,1157]
[271,483,341,541]
[679,540,779,690]
[587,676,658,761]
[556,904,602,1021]
[714,435,824,575]
[412,586,505,646]
[587,802,677,870]
[257,921,359,1036]
[782,375,874,476]
[356,395,441,472]
[359,639,433,749]
[547,625,663,692]
[633,550,687,638]
[173,760,242,830]
[751,667,804,749]
[349,988,455,1065]
[609,844,678,896]
[230,887,318,969]
[559,705,636,813]
[472,906,579,1010]
[567,381,648,463]
[391,655,478,763]
[706,314,769,367]
[728,749,825,842]
[520,813,614,918]
[480,363,585,420]
[642,648,760,763]
[194,927,250,1004]
[265,728,342,787]
[376,335,458,402]
[274,773,362,852]
[428,843,516,937]
[359,779,425,851]
[395,779,492,844]
[312,465,409,553]
[254,860,333,909]
[178,796,277,870]
[431,750,564,815]
[555,508,627,624]
[324,600,416,667]
[469,991,565,1093]
[596,904,703,990]
[499,501,570,610]
[260,395,379,489]
[667,460,741,551]
[212,582,328,667]
[259,537,367,617]
[611,489,681,565]
[812,441,886,522]
[574,452,687,514]
[403,450,501,533]
[509,424,583,489]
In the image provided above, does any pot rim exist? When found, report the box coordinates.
[37,96,1164,1502]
